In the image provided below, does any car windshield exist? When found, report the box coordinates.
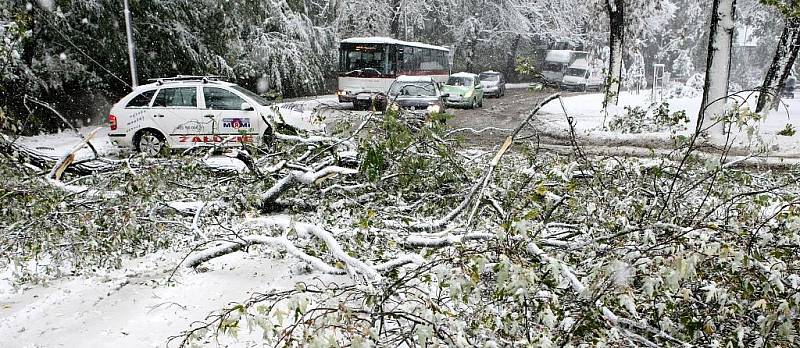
[389,82,436,97]
[566,68,587,77]
[544,62,563,72]
[231,85,270,106]
[447,76,472,86]
[479,73,500,81]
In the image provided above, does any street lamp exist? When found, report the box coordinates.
[123,0,138,87]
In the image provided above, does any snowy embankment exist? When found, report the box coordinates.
[538,91,800,158]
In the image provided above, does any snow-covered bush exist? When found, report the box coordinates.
[608,101,690,133]
[666,83,701,98]
[686,72,706,90]
[672,51,695,79]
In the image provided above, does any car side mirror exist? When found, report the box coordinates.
[241,102,254,111]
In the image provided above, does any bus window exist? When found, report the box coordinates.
[403,46,418,71]
[421,49,432,70]
[387,45,397,75]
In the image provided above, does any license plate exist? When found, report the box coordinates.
[356,94,371,100]
[449,97,461,102]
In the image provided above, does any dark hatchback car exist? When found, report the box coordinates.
[385,76,448,115]
[479,71,506,98]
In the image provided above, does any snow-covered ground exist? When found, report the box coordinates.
[539,91,800,157]
[0,250,335,347]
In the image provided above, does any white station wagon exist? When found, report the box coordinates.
[108,76,305,155]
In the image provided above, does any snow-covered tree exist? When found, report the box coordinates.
[756,0,800,112]
[699,0,737,133]
[604,0,625,106]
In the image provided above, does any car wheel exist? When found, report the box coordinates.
[470,98,477,109]
[478,97,483,108]
[136,129,165,156]
[582,84,588,92]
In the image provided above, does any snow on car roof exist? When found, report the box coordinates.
[450,72,477,78]
[137,80,236,89]
[396,75,435,82]
[341,37,449,52]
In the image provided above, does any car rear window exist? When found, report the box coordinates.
[126,90,156,108]
[152,87,197,108]
[204,87,245,110]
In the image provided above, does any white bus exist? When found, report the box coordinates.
[336,37,450,110]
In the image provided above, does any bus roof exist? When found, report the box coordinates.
[341,37,450,52]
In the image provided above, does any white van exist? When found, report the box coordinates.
[541,50,589,85]
[107,76,315,155]
[559,59,604,92]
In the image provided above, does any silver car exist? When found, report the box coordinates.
[479,71,506,98]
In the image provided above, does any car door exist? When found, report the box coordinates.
[202,87,259,145]
[149,86,211,147]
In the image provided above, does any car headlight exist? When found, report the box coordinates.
[427,104,441,113]
[464,90,474,98]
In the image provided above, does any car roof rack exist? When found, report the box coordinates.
[147,75,226,85]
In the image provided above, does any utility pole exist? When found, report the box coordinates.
[123,0,138,87]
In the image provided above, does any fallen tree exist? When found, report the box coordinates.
[167,97,800,347]
[2,98,798,347]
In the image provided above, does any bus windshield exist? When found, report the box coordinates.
[339,43,388,77]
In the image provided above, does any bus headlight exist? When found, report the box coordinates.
[427,104,441,113]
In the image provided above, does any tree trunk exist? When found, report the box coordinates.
[699,0,737,133]
[604,0,624,107]
[756,16,800,113]
[390,0,402,38]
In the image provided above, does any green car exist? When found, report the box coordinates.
[442,72,484,109]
